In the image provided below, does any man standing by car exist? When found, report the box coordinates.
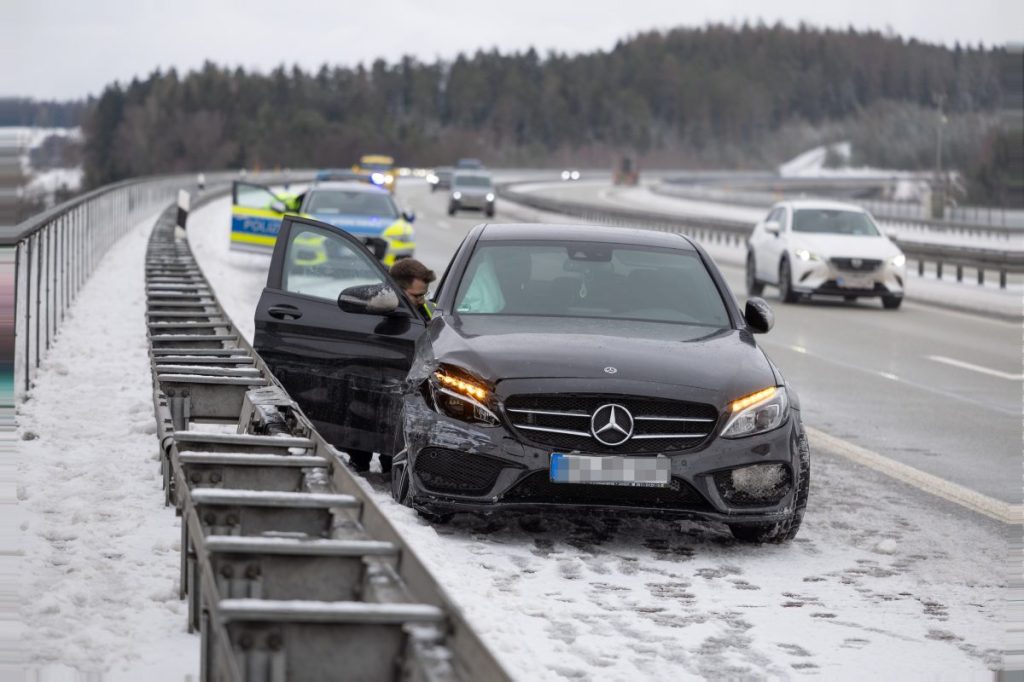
[390,258,436,321]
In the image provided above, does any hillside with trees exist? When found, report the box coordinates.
[75,24,1020,203]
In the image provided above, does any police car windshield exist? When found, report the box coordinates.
[305,190,398,218]
[792,209,880,236]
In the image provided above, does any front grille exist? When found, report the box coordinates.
[504,394,718,454]
[414,447,506,495]
[830,257,882,272]
[503,471,710,510]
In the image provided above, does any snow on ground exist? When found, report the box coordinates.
[24,168,83,196]
[16,209,198,680]
[188,195,1007,680]
[778,142,918,179]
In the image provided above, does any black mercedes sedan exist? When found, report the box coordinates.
[254,216,809,543]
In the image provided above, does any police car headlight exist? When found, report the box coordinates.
[371,172,385,184]
[384,175,394,184]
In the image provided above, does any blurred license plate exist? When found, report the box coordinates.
[837,275,873,289]
[549,453,671,487]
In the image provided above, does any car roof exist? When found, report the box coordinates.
[308,181,387,194]
[478,223,696,250]
[776,199,869,213]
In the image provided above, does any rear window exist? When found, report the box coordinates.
[454,241,729,327]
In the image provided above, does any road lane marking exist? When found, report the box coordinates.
[762,341,1019,416]
[808,426,1022,525]
[926,355,1024,381]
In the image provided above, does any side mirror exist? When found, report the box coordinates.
[744,297,774,334]
[338,283,400,316]
[402,210,416,223]
[764,221,781,237]
[270,200,287,213]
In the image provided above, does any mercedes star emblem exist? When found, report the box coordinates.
[851,258,863,268]
[590,403,634,446]
[604,367,617,374]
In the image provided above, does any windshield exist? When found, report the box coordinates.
[792,209,880,236]
[454,241,730,327]
[304,190,398,218]
[454,175,493,188]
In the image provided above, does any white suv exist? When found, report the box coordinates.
[746,200,907,309]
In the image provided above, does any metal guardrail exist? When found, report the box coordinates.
[654,180,1023,238]
[499,184,1024,289]
[147,191,510,682]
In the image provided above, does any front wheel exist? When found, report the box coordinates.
[729,433,810,544]
[746,253,764,296]
[778,259,799,304]
[447,204,457,216]
[882,295,903,310]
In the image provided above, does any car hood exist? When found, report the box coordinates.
[453,187,493,197]
[429,315,776,399]
[306,213,397,236]
[792,233,901,259]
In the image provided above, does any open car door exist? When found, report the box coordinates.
[253,215,427,457]
[230,181,292,254]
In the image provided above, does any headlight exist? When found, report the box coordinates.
[427,368,499,426]
[890,253,906,267]
[571,171,580,180]
[370,172,385,185]
[384,174,395,184]
[794,248,820,262]
[427,174,439,184]
[721,387,788,438]
[452,191,462,200]
[485,193,495,202]
[561,170,571,180]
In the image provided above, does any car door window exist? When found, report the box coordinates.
[283,224,385,300]
[234,182,283,210]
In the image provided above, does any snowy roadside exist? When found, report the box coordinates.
[15,209,198,680]
[189,194,1006,680]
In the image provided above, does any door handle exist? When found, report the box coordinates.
[268,305,302,320]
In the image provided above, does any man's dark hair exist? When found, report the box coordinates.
[390,258,436,289]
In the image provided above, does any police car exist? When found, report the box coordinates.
[229,180,415,265]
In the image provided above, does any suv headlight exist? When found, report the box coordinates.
[486,193,495,202]
[426,367,499,426]
[794,248,820,262]
[721,387,788,438]
[889,253,906,267]
[452,191,462,200]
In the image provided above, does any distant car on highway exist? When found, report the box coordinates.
[746,200,906,309]
[561,169,581,181]
[448,171,495,216]
[229,180,415,265]
[427,167,454,192]
[254,218,808,543]
[353,154,397,193]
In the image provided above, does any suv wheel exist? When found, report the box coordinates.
[746,253,764,296]
[882,295,903,310]
[778,259,799,303]
[729,433,810,543]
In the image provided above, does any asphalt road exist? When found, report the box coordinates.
[399,177,1022,507]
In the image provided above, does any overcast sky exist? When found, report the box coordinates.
[3,0,1022,100]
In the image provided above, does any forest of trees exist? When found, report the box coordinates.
[55,24,1023,204]
[0,98,89,127]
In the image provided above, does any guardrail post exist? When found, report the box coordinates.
[1000,270,1007,289]
[936,261,943,280]
[918,259,924,277]
[956,264,963,282]
[977,268,984,286]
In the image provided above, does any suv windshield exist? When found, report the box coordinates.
[454,241,730,327]
[792,209,880,236]
[453,175,492,188]
[304,190,398,218]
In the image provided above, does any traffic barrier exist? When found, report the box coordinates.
[146,192,509,681]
